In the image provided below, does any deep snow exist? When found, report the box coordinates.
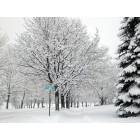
[0,105,140,123]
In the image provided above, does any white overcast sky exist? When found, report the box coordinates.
[0,17,122,57]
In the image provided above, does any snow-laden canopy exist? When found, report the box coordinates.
[129,85,140,96]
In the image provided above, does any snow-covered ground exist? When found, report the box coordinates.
[0,105,140,123]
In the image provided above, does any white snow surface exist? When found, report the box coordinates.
[0,105,140,123]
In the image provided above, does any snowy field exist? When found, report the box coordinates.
[0,105,140,123]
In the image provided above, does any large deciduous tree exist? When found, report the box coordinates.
[16,17,114,110]
[16,17,94,110]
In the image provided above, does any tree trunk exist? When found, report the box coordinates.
[37,100,40,108]
[82,101,83,107]
[100,97,106,105]
[41,98,45,108]
[30,100,33,108]
[74,100,76,108]
[66,94,70,109]
[70,97,73,107]
[33,99,37,108]
[85,101,87,107]
[77,101,79,108]
[61,94,65,108]
[21,91,26,109]
[6,93,10,109]
[55,90,59,111]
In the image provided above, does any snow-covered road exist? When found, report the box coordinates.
[0,105,140,123]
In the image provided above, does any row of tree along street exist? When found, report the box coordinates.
[0,18,117,111]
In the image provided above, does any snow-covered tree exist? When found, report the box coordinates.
[74,55,117,106]
[0,30,7,48]
[0,46,22,109]
[93,61,117,105]
[115,17,140,117]
[0,30,8,107]
[15,17,100,110]
[15,17,117,111]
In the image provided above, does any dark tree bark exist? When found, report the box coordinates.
[82,101,83,107]
[33,99,37,108]
[70,101,73,107]
[41,98,45,108]
[37,100,40,108]
[100,97,107,105]
[66,94,70,109]
[74,100,76,108]
[30,100,33,108]
[70,97,73,107]
[77,101,79,108]
[55,90,59,111]
[55,84,59,111]
[61,94,65,108]
[6,93,10,109]
[85,101,87,107]
[21,91,26,109]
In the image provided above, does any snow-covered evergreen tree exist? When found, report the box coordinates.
[115,17,140,117]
